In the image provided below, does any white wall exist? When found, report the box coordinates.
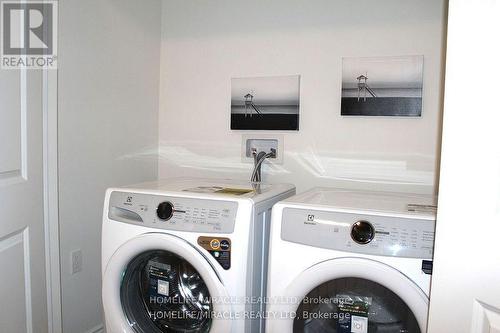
[159,0,447,194]
[58,1,161,332]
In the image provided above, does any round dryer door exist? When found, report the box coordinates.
[103,233,231,333]
[268,258,428,333]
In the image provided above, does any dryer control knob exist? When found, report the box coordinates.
[157,201,174,220]
[351,220,375,244]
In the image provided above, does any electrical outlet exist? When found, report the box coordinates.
[70,249,82,275]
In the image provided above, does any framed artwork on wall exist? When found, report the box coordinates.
[341,55,424,117]
[231,75,300,130]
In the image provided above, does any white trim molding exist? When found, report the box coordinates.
[42,46,62,333]
[42,1,62,331]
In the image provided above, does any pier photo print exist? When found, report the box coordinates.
[341,55,424,117]
[230,75,300,130]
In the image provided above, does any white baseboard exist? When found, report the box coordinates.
[85,323,104,333]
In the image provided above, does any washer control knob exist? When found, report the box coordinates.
[157,201,174,220]
[351,220,375,244]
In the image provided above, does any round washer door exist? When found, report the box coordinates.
[103,233,231,333]
[268,257,428,333]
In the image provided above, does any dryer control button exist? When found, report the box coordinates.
[157,201,174,220]
[351,220,375,244]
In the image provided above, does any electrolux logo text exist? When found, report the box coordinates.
[1,0,58,69]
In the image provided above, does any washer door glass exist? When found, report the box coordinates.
[293,277,420,333]
[120,250,212,333]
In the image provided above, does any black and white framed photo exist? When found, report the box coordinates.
[230,75,300,130]
[341,55,424,117]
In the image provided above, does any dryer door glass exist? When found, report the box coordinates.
[120,250,212,333]
[293,277,420,333]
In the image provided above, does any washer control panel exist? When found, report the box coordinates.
[281,207,435,259]
[108,191,238,233]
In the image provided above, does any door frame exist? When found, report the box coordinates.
[41,0,61,331]
[42,46,62,333]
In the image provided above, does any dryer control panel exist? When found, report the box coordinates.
[281,207,435,259]
[108,191,238,233]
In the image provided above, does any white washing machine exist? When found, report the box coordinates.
[266,188,436,333]
[101,178,295,333]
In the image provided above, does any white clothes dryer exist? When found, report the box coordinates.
[266,188,436,333]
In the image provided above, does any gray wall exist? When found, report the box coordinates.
[58,1,161,331]
[159,0,447,194]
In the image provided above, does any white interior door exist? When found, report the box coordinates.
[0,67,48,332]
[427,1,500,332]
